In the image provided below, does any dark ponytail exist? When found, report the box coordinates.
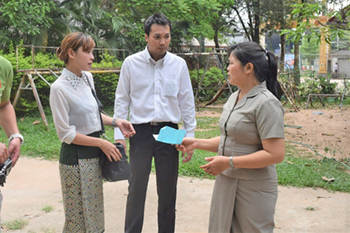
[266,51,282,100]
[227,41,282,100]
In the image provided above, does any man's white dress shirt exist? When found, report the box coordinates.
[114,47,196,140]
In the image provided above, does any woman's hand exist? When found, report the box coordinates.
[176,137,196,163]
[116,119,136,138]
[200,156,229,176]
[175,137,196,153]
[100,139,122,162]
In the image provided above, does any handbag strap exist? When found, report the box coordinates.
[83,73,107,137]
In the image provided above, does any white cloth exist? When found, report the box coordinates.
[114,47,196,140]
[50,68,101,144]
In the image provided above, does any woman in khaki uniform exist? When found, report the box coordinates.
[177,41,285,233]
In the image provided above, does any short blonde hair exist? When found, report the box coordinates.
[56,32,95,64]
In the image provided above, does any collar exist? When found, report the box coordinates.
[61,68,84,90]
[144,46,167,67]
[245,81,267,98]
[234,81,267,110]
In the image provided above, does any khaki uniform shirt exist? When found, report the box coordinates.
[218,82,284,180]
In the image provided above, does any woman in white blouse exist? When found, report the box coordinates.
[49,32,135,233]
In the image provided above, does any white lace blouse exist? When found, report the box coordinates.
[49,68,101,144]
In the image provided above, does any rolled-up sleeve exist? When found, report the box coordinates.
[50,83,76,144]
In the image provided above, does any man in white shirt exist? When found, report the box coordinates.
[114,13,196,233]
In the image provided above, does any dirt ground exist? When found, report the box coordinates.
[284,107,350,160]
[1,106,350,233]
[197,105,350,161]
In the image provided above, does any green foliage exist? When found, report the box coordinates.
[190,66,228,101]
[0,0,55,49]
[298,75,338,98]
[92,51,123,107]
[338,80,350,96]
[113,0,231,53]
[93,72,119,108]
[0,46,63,116]
[281,2,345,45]
[93,51,123,68]
[300,34,319,65]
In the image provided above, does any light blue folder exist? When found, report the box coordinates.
[156,126,186,145]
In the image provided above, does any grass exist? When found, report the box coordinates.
[2,218,28,230]
[305,206,318,211]
[277,144,350,192]
[41,205,54,213]
[1,107,350,193]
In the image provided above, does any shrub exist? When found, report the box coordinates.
[190,66,230,102]
[298,74,337,98]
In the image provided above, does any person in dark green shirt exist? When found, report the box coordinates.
[0,55,23,164]
[0,55,23,219]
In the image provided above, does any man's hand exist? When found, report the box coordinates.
[0,143,9,164]
[116,119,136,138]
[8,138,21,166]
[181,150,194,163]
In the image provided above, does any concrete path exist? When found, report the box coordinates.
[1,157,350,233]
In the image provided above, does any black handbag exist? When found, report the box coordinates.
[99,142,131,181]
[84,73,131,182]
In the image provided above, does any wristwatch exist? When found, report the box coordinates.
[8,133,24,145]
[229,156,235,169]
[112,118,117,127]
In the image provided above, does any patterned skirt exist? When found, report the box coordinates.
[59,132,104,233]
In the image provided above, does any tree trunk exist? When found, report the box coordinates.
[280,33,286,73]
[199,37,205,52]
[293,41,300,86]
[214,29,219,49]
[293,0,304,86]
[252,0,260,43]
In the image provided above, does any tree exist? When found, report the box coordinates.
[232,0,279,44]
[46,0,127,49]
[264,0,296,72]
[280,1,344,85]
[111,0,226,53]
[0,0,55,50]
[300,33,320,67]
[208,0,237,49]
